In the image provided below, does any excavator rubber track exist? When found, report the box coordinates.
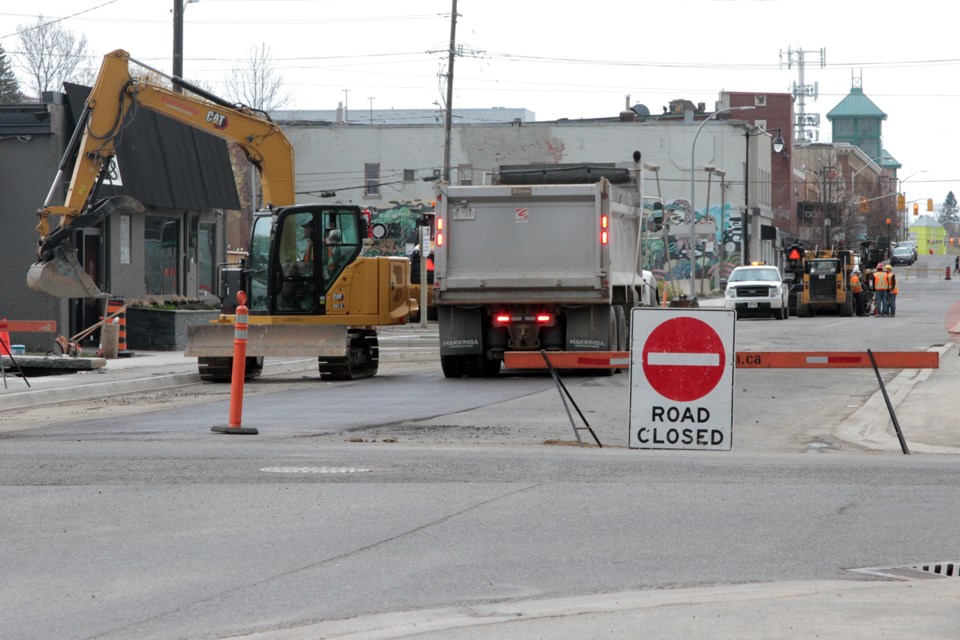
[317,329,379,380]
[197,356,264,382]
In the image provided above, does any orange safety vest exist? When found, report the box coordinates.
[873,271,889,291]
[850,273,862,293]
[888,273,898,294]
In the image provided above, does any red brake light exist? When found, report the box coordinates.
[601,230,609,245]
[535,314,552,323]
[600,214,609,245]
[435,217,444,246]
[601,214,608,229]
[495,314,511,324]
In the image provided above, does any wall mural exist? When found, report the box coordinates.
[644,199,743,291]
[363,197,742,292]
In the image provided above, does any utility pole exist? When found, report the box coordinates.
[442,0,458,183]
[172,0,184,90]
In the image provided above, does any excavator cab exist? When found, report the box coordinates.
[236,204,365,316]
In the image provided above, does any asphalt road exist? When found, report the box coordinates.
[1,261,958,640]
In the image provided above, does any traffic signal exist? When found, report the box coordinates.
[786,245,803,262]
[897,194,906,211]
[913,203,919,216]
[858,197,868,213]
[927,198,934,211]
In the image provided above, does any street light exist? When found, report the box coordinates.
[643,162,662,201]
[688,105,755,299]
[742,126,785,265]
[705,166,727,291]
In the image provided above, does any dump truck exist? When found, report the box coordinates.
[27,49,415,381]
[433,163,658,378]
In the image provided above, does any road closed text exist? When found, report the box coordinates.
[635,404,725,447]
[636,426,725,447]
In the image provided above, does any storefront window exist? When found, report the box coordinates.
[145,216,180,295]
[198,221,216,295]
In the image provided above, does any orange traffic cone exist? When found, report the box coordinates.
[0,318,10,355]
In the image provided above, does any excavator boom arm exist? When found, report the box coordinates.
[30,49,296,298]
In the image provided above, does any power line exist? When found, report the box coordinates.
[0,0,119,39]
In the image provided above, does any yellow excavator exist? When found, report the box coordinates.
[28,49,416,381]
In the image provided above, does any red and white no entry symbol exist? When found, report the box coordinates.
[641,316,726,402]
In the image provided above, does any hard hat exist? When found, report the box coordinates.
[876,262,884,269]
[884,264,892,271]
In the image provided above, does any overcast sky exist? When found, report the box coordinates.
[2,0,956,209]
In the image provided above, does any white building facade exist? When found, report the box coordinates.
[274,110,780,284]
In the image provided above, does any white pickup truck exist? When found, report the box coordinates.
[434,164,659,377]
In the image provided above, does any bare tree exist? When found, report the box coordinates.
[224,44,291,112]
[15,15,93,100]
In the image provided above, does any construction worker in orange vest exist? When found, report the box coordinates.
[850,268,865,316]
[885,264,898,317]
[872,263,889,317]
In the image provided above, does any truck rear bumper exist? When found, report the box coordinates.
[435,290,610,305]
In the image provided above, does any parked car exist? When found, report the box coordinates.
[890,246,915,266]
[901,242,919,262]
[724,264,790,320]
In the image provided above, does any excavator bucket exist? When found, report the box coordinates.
[26,195,143,299]
[27,245,105,298]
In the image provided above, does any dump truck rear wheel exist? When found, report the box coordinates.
[440,355,466,378]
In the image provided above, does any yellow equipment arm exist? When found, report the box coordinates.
[36,49,295,242]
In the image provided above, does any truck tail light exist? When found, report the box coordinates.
[436,216,444,246]
[600,214,609,245]
[493,313,554,327]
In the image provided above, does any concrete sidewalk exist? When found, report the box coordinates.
[228,578,960,640]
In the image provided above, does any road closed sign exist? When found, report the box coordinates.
[629,308,735,451]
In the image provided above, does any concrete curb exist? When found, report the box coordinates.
[220,579,960,640]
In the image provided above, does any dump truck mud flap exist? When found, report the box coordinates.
[185,323,350,358]
[438,306,483,356]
